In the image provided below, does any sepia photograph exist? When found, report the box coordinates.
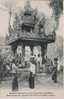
[0,0,63,97]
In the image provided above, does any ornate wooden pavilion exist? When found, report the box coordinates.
[6,1,56,65]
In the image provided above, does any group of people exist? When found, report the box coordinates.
[12,53,58,91]
[0,53,58,91]
[11,53,41,90]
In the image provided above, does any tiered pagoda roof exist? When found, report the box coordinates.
[6,1,56,45]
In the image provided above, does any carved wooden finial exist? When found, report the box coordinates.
[24,0,32,12]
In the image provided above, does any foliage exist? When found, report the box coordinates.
[50,0,63,18]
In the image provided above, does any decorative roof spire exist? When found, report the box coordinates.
[24,0,32,12]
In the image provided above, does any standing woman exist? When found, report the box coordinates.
[12,59,18,91]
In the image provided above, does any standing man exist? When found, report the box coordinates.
[12,59,18,91]
[0,56,3,82]
[52,58,58,83]
[37,54,41,73]
[29,56,36,89]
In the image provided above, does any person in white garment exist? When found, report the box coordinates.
[29,56,36,75]
[29,55,36,88]
[12,62,18,74]
[12,59,18,91]
[37,54,42,73]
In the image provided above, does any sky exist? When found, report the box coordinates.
[0,0,63,38]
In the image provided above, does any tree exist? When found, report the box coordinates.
[49,0,63,29]
[50,0,63,18]
[56,35,63,59]
[0,0,17,34]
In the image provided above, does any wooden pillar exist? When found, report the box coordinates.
[30,45,33,55]
[11,43,17,56]
[41,44,47,64]
[22,44,25,60]
[41,45,44,64]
